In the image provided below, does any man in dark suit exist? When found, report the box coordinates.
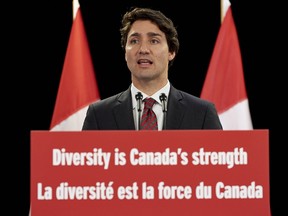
[82,7,222,131]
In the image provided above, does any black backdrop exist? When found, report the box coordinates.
[14,0,284,215]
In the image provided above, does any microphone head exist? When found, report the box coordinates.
[159,93,168,112]
[159,93,167,102]
[135,92,143,112]
[135,92,143,100]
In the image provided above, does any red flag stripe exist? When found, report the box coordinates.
[50,8,100,130]
[201,7,246,113]
[200,1,253,130]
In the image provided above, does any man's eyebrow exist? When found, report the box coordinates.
[129,32,140,37]
[147,32,162,37]
[128,32,162,38]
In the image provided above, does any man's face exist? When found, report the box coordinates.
[125,20,175,83]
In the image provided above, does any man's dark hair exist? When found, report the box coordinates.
[120,7,179,67]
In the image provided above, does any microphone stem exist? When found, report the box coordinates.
[163,111,167,130]
[137,102,141,130]
[160,93,167,130]
[135,92,143,130]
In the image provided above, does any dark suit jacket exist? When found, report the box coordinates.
[82,85,223,130]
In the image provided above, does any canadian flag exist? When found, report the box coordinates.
[200,0,253,130]
[30,1,99,214]
[50,0,100,131]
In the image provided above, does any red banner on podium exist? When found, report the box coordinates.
[31,130,270,216]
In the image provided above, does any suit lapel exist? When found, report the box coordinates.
[166,86,185,129]
[111,85,185,130]
[113,88,136,130]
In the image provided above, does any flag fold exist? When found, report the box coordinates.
[50,1,100,131]
[200,0,253,130]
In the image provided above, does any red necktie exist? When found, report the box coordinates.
[141,98,158,130]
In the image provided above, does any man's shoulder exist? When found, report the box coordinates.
[171,86,214,106]
[89,88,130,108]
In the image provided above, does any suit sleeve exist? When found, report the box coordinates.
[203,103,223,129]
[82,105,99,130]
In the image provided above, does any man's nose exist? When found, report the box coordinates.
[139,43,150,54]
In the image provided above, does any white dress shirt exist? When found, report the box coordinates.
[131,81,170,130]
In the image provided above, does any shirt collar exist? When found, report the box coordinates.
[131,81,170,109]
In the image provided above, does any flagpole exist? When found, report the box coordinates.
[221,0,231,22]
[73,0,79,19]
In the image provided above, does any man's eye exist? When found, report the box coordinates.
[151,39,159,44]
[130,39,138,44]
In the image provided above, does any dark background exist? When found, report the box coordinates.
[13,0,284,215]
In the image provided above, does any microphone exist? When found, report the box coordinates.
[135,92,143,130]
[159,93,167,130]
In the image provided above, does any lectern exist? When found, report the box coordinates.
[31,130,271,216]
